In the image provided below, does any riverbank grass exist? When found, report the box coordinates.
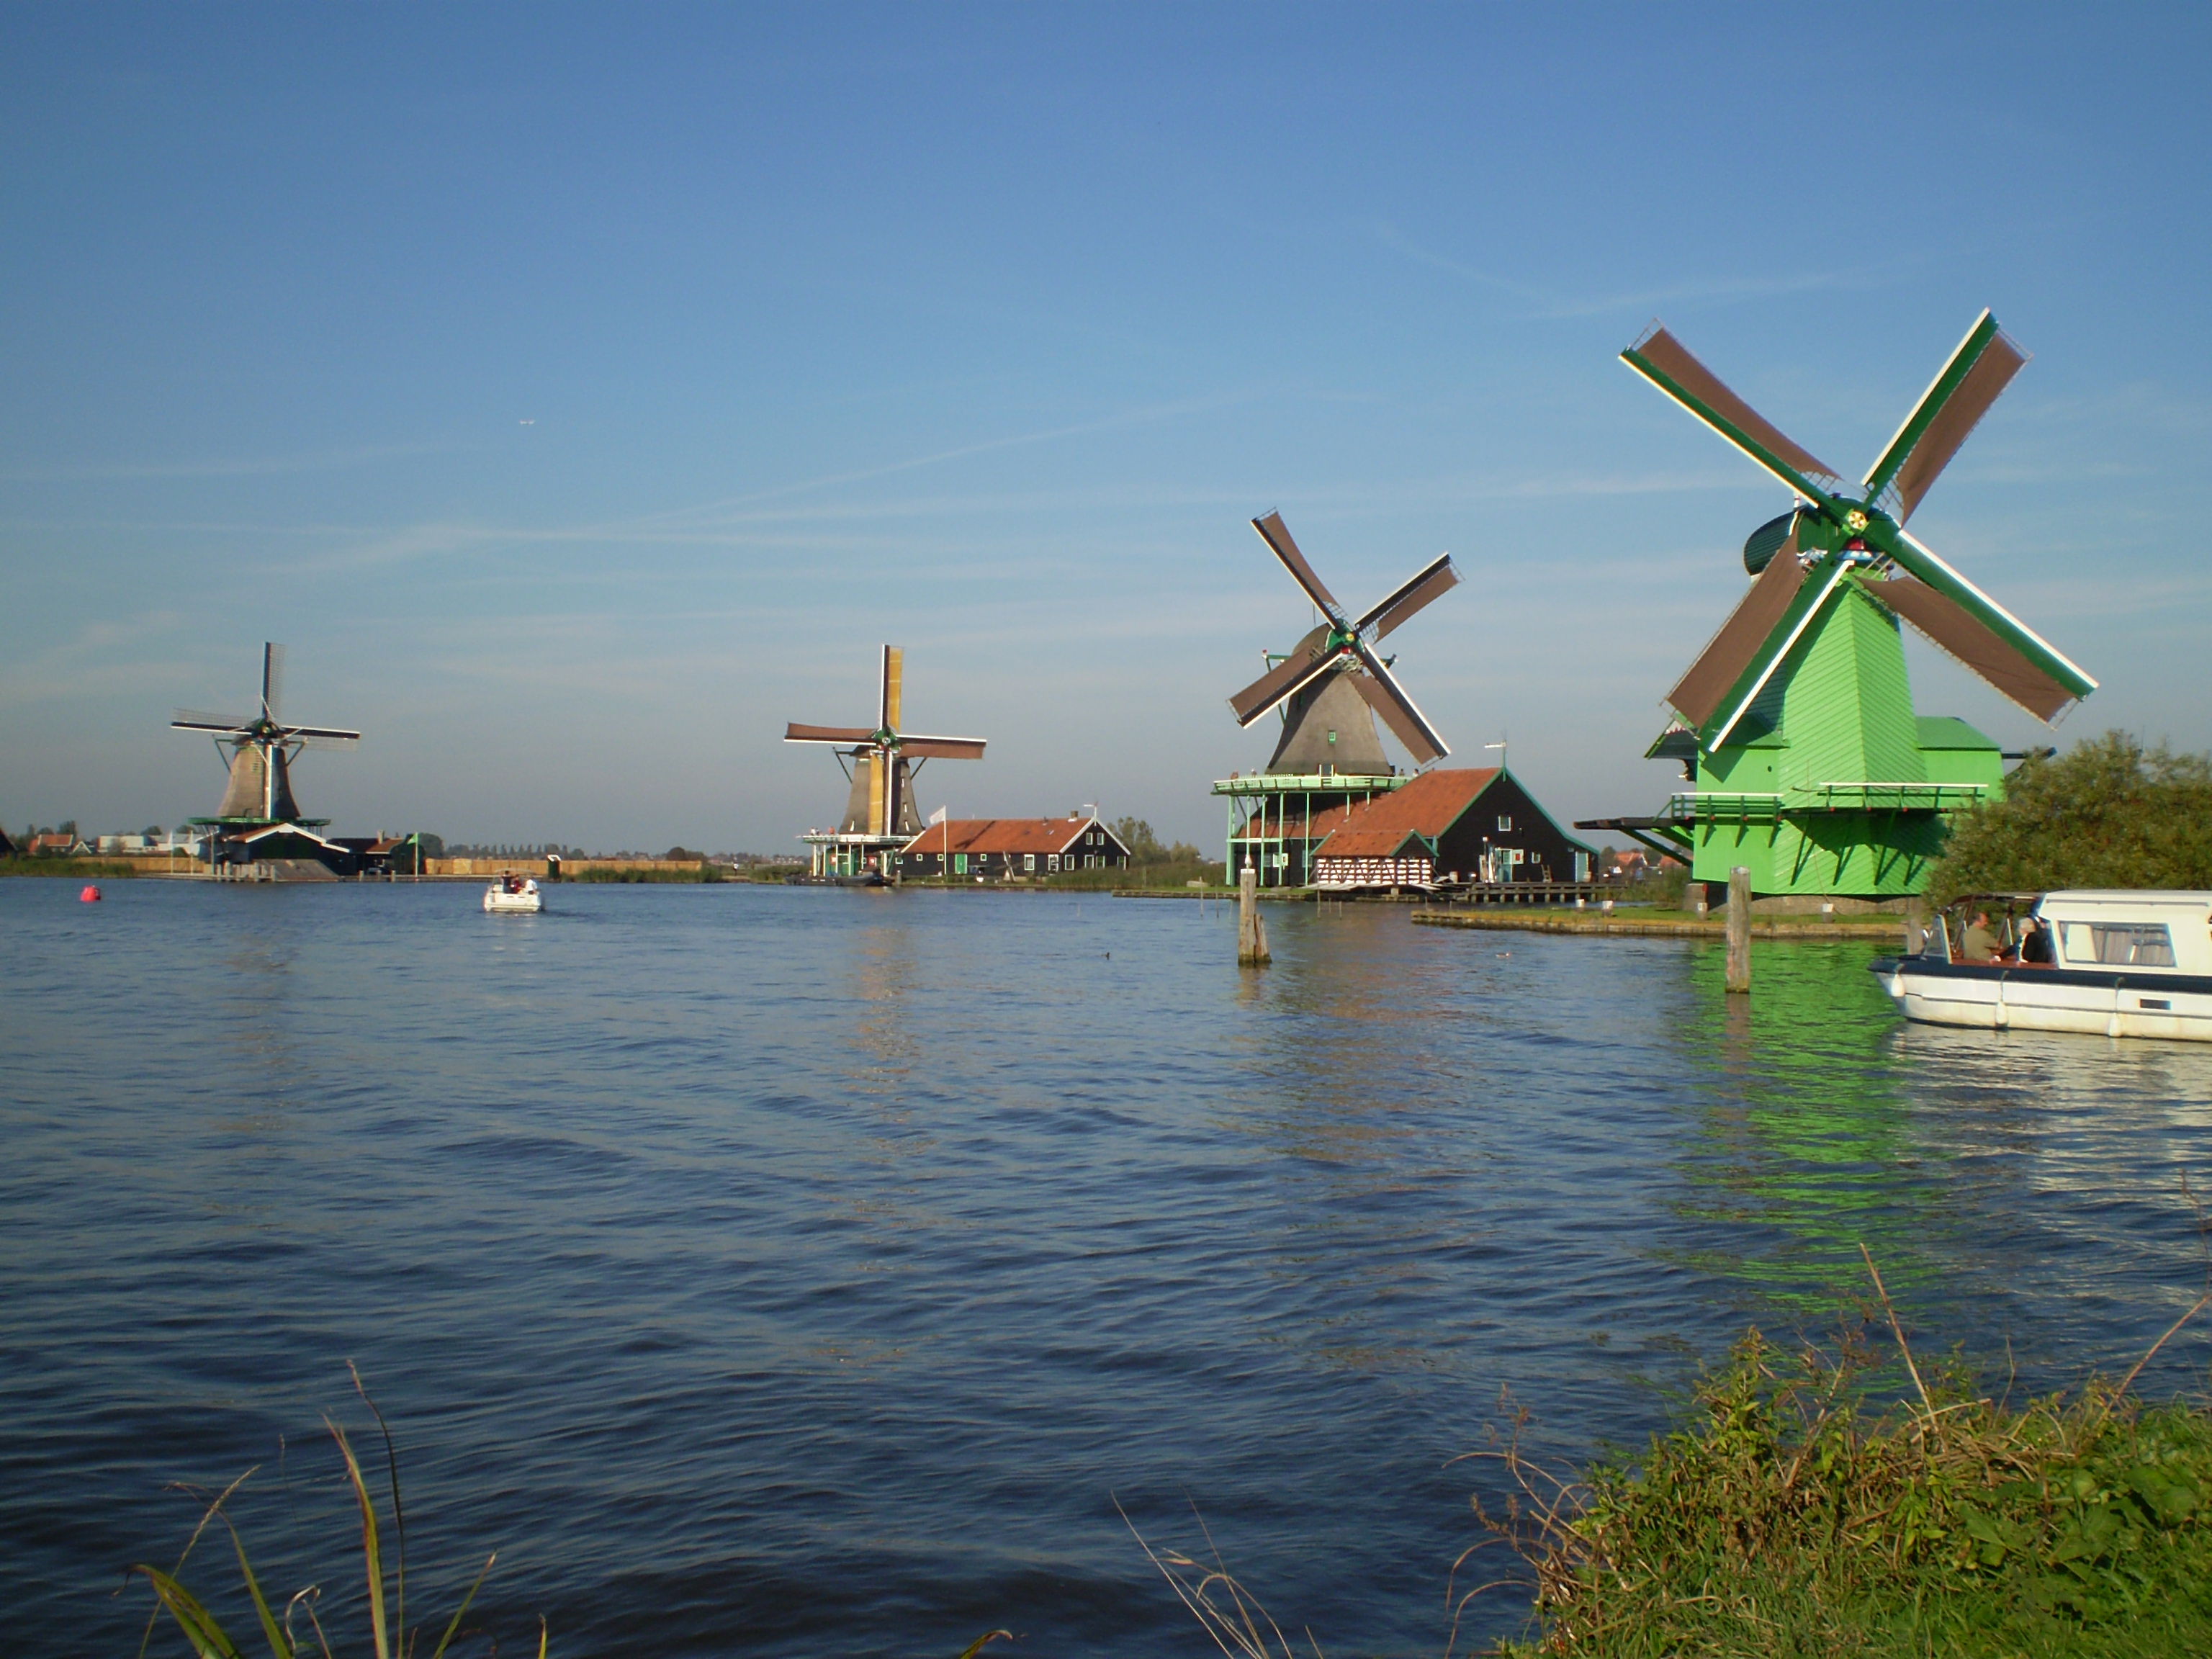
[0,855,148,878]
[1478,1282,2212,1656]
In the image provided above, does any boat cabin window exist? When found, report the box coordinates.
[2059,921,2177,968]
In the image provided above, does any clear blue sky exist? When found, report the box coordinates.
[4,4,2206,850]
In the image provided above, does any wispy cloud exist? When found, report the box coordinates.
[1371,220,1902,322]
[0,441,453,484]
[642,388,1267,527]
[0,612,186,711]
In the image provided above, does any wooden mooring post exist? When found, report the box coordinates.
[1238,864,1272,966]
[1725,866,1751,994]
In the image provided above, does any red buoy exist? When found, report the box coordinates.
[79,884,102,902]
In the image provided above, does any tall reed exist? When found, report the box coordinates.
[132,1372,524,1659]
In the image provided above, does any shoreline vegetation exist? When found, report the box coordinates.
[135,1372,1009,1659]
[140,1291,2212,1659]
[1131,1254,2212,1659]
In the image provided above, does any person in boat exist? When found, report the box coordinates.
[1960,910,2003,962]
[2016,916,2056,966]
[503,873,525,894]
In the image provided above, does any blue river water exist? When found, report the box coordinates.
[4,878,2212,1657]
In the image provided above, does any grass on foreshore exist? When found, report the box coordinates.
[0,855,147,878]
[1463,1260,2212,1658]
[560,863,729,884]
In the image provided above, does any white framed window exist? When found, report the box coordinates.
[1496,814,1514,832]
[2062,922,2176,967]
[1046,853,1059,872]
[1024,853,1035,871]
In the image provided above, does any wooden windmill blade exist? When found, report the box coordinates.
[1355,552,1459,639]
[1862,310,2029,522]
[881,644,903,732]
[1346,637,1449,763]
[1872,575,2081,722]
[1870,526,2096,716]
[1230,516,1460,763]
[261,642,286,723]
[172,709,254,734]
[1251,512,1345,620]
[899,735,987,760]
[1665,523,1811,729]
[1696,554,1858,751]
[786,722,878,745]
[1227,647,1339,727]
[1622,324,1845,504]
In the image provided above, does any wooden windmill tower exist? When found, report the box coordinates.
[172,643,361,854]
[1214,512,1460,884]
[786,645,986,880]
[1591,311,2095,899]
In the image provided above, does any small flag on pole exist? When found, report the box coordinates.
[927,805,948,826]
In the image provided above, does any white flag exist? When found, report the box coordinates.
[927,805,948,826]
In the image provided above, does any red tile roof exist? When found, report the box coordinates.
[901,817,1115,856]
[1313,768,1501,859]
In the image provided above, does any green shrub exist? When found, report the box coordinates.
[1929,731,2212,903]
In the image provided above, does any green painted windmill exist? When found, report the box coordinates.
[1601,311,2095,898]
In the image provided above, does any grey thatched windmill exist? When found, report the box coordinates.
[172,643,361,827]
[1228,511,1459,772]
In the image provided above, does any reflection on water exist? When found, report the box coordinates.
[1663,940,1933,1305]
[3,883,2210,1658]
[1660,935,2212,1368]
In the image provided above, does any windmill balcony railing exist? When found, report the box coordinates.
[1210,771,1403,796]
[1664,782,1994,823]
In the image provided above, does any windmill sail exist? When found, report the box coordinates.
[1874,575,2084,721]
[1702,557,1856,750]
[1251,511,1343,619]
[1228,646,1339,727]
[1347,635,1449,763]
[1862,310,2029,521]
[1876,527,2096,713]
[1356,552,1460,639]
[1667,527,1809,728]
[1347,659,1447,765]
[1622,326,1845,501]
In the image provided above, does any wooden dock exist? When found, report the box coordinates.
[1410,907,1907,940]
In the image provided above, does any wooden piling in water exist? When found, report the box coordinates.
[1238,865,1272,966]
[1725,866,1751,994]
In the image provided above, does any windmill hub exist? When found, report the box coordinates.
[1843,507,1870,534]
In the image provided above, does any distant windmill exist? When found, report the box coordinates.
[786,646,986,875]
[1228,511,1458,770]
[172,643,361,827]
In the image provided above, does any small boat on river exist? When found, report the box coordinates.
[1871,890,2212,1041]
[483,875,543,913]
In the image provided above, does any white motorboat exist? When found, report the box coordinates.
[483,876,543,914]
[1872,890,2212,1041]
